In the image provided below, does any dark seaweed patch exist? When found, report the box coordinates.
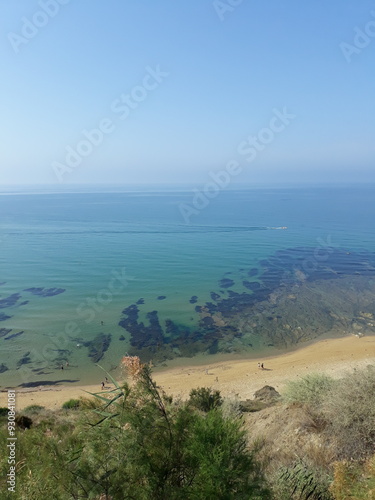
[17,351,31,368]
[0,293,21,309]
[4,331,24,340]
[0,313,11,322]
[248,268,259,277]
[82,333,112,363]
[243,281,261,291]
[119,305,164,352]
[24,287,65,297]
[116,247,375,365]
[219,278,235,288]
[157,296,166,300]
[136,298,145,305]
[17,380,80,388]
[0,328,12,338]
[0,363,9,373]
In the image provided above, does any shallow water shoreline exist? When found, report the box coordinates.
[2,334,374,410]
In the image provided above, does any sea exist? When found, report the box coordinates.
[0,184,374,388]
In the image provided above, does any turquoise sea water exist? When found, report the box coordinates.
[0,185,374,387]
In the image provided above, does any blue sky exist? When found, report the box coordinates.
[1,0,374,185]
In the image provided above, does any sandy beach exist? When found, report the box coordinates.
[1,335,374,411]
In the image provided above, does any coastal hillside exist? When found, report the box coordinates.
[1,356,374,499]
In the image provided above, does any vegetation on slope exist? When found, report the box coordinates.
[1,360,374,499]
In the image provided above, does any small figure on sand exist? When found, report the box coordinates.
[261,363,264,370]
[105,377,109,384]
[60,364,64,370]
[65,361,69,367]
[257,362,261,369]
[101,381,105,390]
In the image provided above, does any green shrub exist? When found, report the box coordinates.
[62,398,80,410]
[283,373,336,407]
[23,404,45,414]
[188,387,223,412]
[0,364,271,499]
[0,407,8,417]
[62,363,270,499]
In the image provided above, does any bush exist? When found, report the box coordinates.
[283,373,336,407]
[273,461,333,500]
[23,405,45,414]
[62,361,270,499]
[62,399,81,410]
[188,387,223,412]
[330,455,375,499]
[0,407,8,417]
[322,365,375,459]
[15,414,33,429]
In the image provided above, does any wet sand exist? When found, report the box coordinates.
[1,335,374,410]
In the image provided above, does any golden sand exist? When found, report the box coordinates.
[1,335,374,410]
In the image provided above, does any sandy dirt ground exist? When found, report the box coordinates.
[1,335,374,410]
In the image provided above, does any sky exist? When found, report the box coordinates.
[0,0,374,186]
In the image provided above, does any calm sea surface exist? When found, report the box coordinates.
[0,185,374,387]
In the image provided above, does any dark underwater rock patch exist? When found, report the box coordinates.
[119,305,164,353]
[0,293,21,309]
[0,363,9,373]
[157,296,166,300]
[17,379,80,388]
[4,331,24,340]
[24,287,65,297]
[136,298,145,305]
[219,278,235,288]
[17,351,31,368]
[210,292,221,301]
[83,333,112,363]
[248,268,259,277]
[116,247,375,365]
[243,281,261,291]
[0,313,11,322]
[0,328,12,338]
